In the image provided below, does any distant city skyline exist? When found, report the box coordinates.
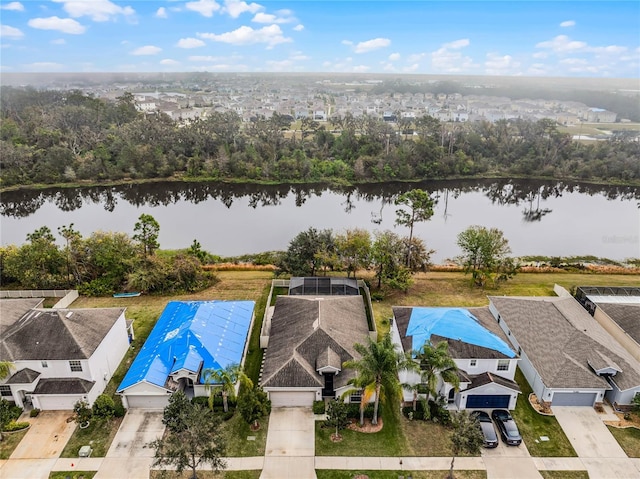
[1,1,639,77]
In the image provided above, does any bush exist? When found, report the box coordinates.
[312,401,326,414]
[191,396,210,408]
[9,405,23,422]
[92,394,115,419]
[3,420,30,432]
[402,406,425,421]
[345,402,374,420]
[221,410,235,421]
[29,408,41,418]
[113,402,126,418]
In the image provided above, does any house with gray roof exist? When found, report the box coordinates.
[489,295,640,408]
[392,306,520,410]
[0,299,130,410]
[260,294,372,407]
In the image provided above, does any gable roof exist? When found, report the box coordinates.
[117,300,254,392]
[0,307,125,361]
[489,296,640,391]
[261,295,370,390]
[467,371,521,392]
[6,368,41,384]
[393,306,515,359]
[33,378,95,395]
[598,303,640,344]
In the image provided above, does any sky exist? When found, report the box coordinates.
[1,1,639,77]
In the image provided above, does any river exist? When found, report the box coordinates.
[1,179,638,263]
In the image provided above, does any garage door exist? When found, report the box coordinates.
[552,392,597,407]
[269,391,315,407]
[125,395,170,409]
[466,395,510,409]
[35,395,80,410]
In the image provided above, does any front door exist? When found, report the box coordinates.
[322,373,334,397]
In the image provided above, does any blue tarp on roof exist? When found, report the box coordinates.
[117,300,255,392]
[407,307,515,358]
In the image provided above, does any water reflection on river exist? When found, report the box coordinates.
[1,179,638,262]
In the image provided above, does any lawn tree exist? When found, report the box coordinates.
[413,341,460,419]
[58,223,81,287]
[73,399,92,426]
[150,401,226,479]
[449,410,484,479]
[403,236,435,273]
[162,390,191,433]
[335,228,372,279]
[237,385,270,430]
[278,227,335,276]
[394,189,435,267]
[0,399,13,441]
[371,230,411,291]
[133,213,160,257]
[456,225,517,288]
[324,399,349,440]
[343,333,415,426]
[202,363,243,413]
[187,239,208,263]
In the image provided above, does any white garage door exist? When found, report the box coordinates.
[269,391,315,407]
[36,395,80,410]
[552,392,597,407]
[125,395,170,409]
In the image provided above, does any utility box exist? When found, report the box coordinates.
[78,445,92,457]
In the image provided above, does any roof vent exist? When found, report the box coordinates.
[65,311,74,319]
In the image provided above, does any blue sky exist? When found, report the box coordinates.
[1,1,639,77]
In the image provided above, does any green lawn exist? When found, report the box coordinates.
[316,471,487,479]
[49,472,97,479]
[60,417,122,458]
[607,425,640,457]
[222,413,269,457]
[0,429,29,459]
[150,471,260,479]
[511,369,576,457]
[539,472,589,479]
[402,416,460,457]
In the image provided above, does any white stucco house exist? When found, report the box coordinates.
[392,306,520,410]
[489,295,640,408]
[0,298,131,410]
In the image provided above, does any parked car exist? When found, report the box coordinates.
[491,409,522,446]
[471,411,499,448]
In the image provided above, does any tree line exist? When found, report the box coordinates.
[1,87,639,188]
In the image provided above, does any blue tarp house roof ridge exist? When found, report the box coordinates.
[407,307,515,358]
[117,300,254,392]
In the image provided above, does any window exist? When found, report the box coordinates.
[469,359,477,367]
[350,390,362,403]
[41,360,48,368]
[69,360,83,372]
[0,385,11,397]
[497,360,510,371]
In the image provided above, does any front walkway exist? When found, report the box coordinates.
[261,407,316,479]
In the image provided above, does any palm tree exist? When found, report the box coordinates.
[0,362,13,381]
[202,363,245,413]
[413,340,459,418]
[343,334,414,426]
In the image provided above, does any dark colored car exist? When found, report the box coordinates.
[491,409,522,446]
[471,411,499,448]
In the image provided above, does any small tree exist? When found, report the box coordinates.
[448,410,484,479]
[150,402,226,479]
[394,189,435,267]
[92,394,115,419]
[73,399,92,426]
[133,213,160,257]
[237,386,270,430]
[162,391,191,433]
[202,363,244,413]
[324,399,349,440]
[0,399,13,441]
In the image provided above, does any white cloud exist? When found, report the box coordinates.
[532,51,548,59]
[352,65,370,73]
[443,38,470,49]
[1,2,25,12]
[536,35,587,53]
[293,24,304,32]
[590,45,627,55]
[1,25,24,38]
[198,24,291,48]
[189,55,223,62]
[24,62,64,70]
[155,7,167,18]
[403,63,419,73]
[53,0,135,22]
[51,38,66,44]
[131,45,162,55]
[388,52,400,61]
[485,53,521,75]
[290,52,309,61]
[177,37,205,48]
[252,11,294,24]
[160,59,180,65]
[341,40,353,46]
[28,17,86,34]
[431,39,475,73]
[354,37,391,53]
[407,52,426,62]
[560,20,575,27]
[266,59,293,70]
[223,0,262,18]
[185,0,220,17]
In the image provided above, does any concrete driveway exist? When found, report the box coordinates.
[553,406,640,479]
[481,438,543,479]
[261,407,315,479]
[10,410,76,459]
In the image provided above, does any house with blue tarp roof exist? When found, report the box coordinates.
[392,306,520,410]
[117,300,254,409]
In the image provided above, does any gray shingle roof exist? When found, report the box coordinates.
[261,296,370,389]
[598,303,640,344]
[467,371,520,392]
[6,368,40,384]
[1,307,125,361]
[32,378,95,395]
[0,298,44,330]
[489,296,640,391]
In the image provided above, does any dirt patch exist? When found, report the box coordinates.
[346,417,383,433]
[604,411,640,429]
[529,393,553,415]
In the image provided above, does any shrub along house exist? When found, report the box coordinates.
[260,277,375,407]
[117,300,254,409]
[392,306,520,410]
[0,298,131,410]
